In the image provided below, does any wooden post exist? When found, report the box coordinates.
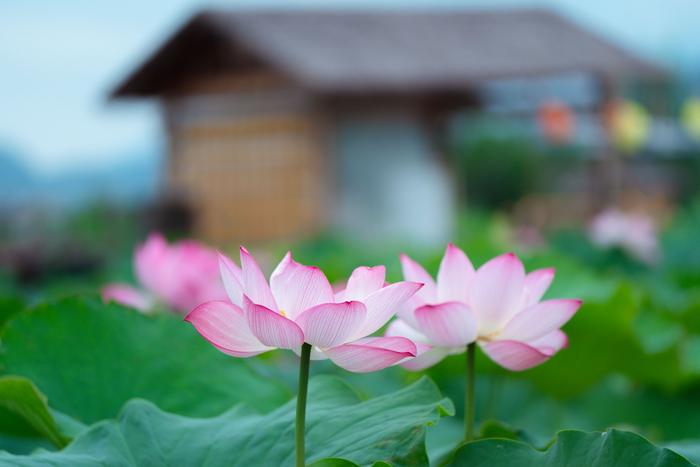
[596,75,622,211]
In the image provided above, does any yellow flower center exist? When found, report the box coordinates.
[279,309,287,317]
[478,331,500,343]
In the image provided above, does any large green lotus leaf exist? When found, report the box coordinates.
[308,460,390,467]
[422,373,700,464]
[0,376,454,467]
[664,441,700,466]
[0,375,68,453]
[0,295,23,332]
[425,374,700,453]
[0,408,87,455]
[0,296,289,424]
[444,428,693,467]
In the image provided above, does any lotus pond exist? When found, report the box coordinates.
[2,203,700,466]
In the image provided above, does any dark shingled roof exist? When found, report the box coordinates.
[112,8,665,97]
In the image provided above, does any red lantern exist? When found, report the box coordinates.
[538,100,574,144]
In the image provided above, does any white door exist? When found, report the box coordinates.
[333,113,454,247]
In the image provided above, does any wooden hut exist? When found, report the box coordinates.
[112,8,663,245]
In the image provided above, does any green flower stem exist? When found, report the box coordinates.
[296,343,312,467]
[464,342,476,442]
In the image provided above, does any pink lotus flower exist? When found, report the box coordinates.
[386,244,581,371]
[186,247,423,372]
[102,233,227,313]
[589,208,658,264]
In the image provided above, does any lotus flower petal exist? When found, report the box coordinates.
[122,233,230,313]
[323,336,416,373]
[436,243,474,303]
[470,253,525,334]
[400,254,437,303]
[134,233,168,294]
[293,345,330,361]
[133,234,228,312]
[102,284,153,312]
[480,340,552,371]
[240,247,278,311]
[523,268,555,306]
[295,301,367,348]
[528,329,568,355]
[414,301,477,347]
[243,296,303,349]
[218,253,244,306]
[337,266,386,301]
[395,295,424,329]
[269,252,334,319]
[351,281,423,339]
[385,318,429,344]
[185,301,271,357]
[400,346,450,371]
[498,299,581,342]
[385,320,451,370]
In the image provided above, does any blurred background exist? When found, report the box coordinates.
[2,0,700,286]
[2,0,700,454]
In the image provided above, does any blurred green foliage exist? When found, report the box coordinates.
[447,118,588,211]
[452,137,546,210]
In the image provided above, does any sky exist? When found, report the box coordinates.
[1,0,699,175]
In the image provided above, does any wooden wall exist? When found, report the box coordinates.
[163,73,326,244]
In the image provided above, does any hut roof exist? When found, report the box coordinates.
[112,8,665,97]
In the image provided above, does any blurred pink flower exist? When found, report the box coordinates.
[102,283,154,311]
[102,233,227,313]
[386,245,581,371]
[186,247,422,372]
[589,208,658,264]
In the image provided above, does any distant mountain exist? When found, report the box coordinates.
[0,146,37,205]
[0,147,33,184]
[0,147,162,209]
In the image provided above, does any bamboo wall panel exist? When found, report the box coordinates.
[170,113,324,244]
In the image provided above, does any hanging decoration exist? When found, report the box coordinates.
[603,99,650,154]
[681,97,700,142]
[537,100,575,144]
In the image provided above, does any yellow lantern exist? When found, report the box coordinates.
[604,100,650,154]
[681,97,700,142]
